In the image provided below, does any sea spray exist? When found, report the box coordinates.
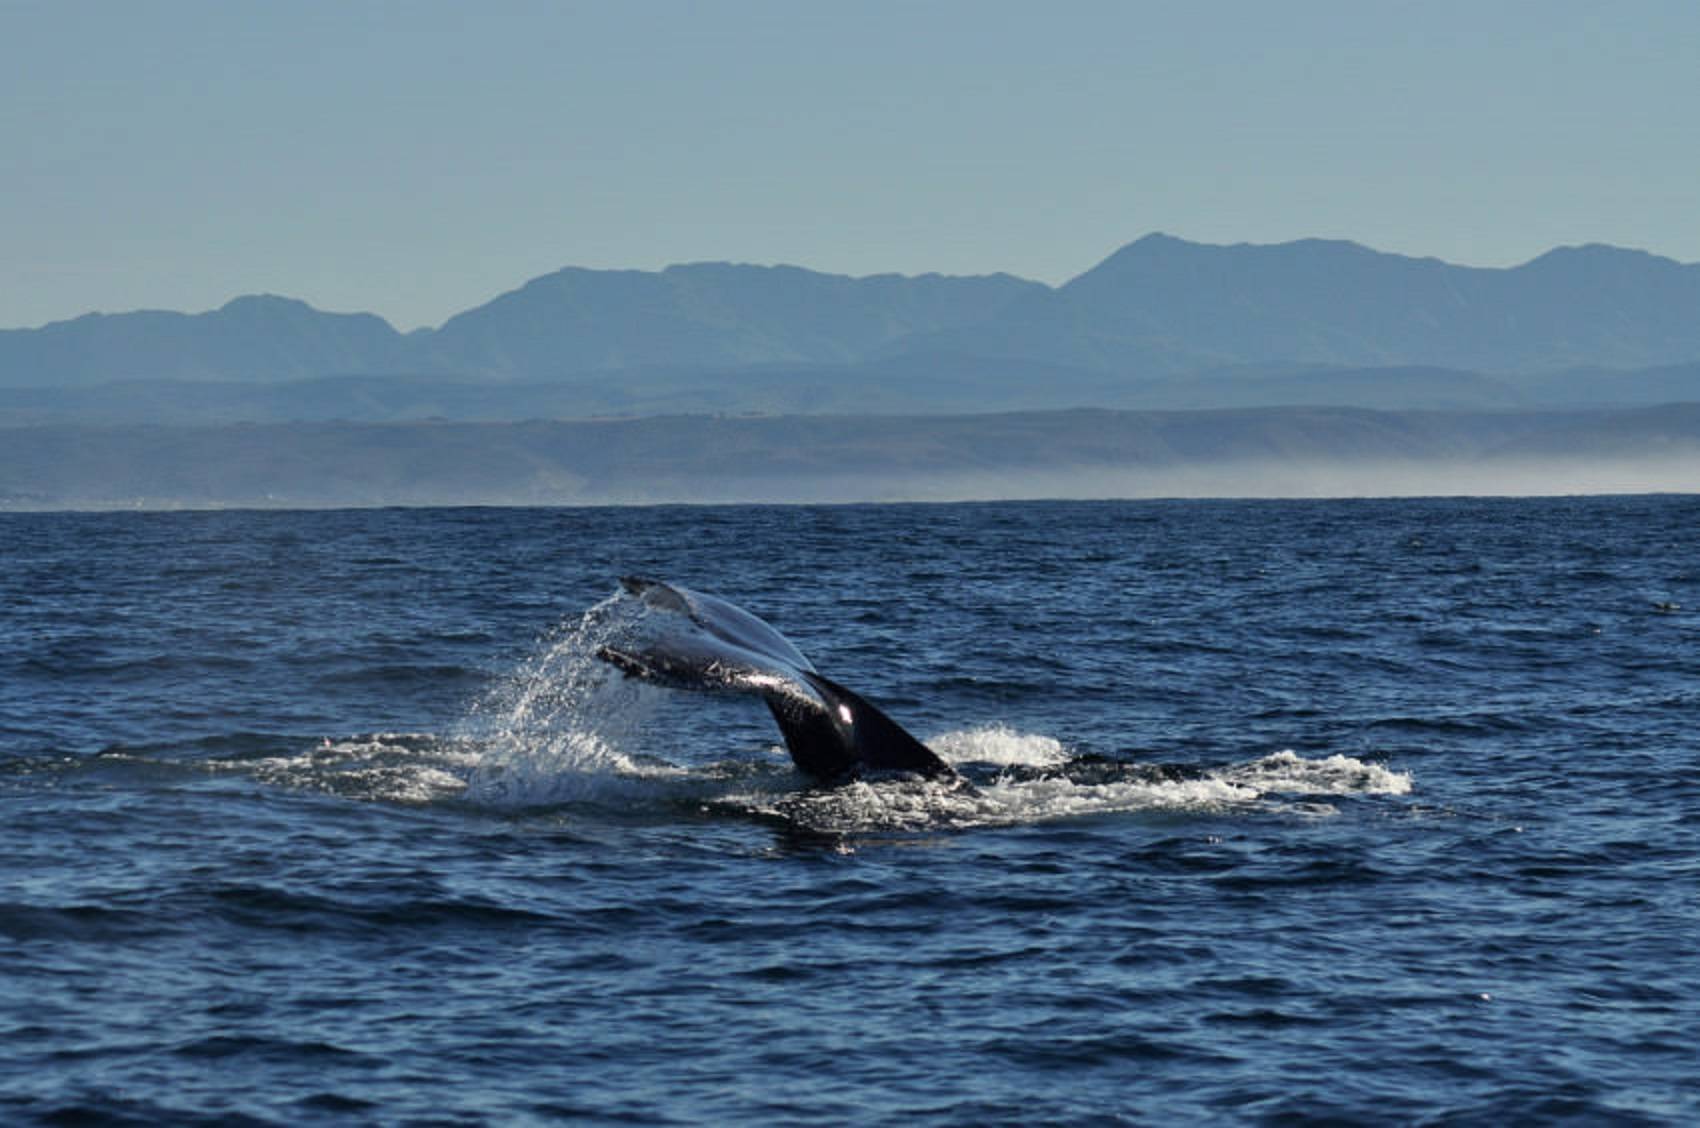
[462,589,674,807]
[927,724,1070,769]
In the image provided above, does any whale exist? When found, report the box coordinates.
[596,577,955,783]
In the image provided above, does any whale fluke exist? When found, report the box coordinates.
[596,577,954,783]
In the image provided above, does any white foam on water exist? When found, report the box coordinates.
[255,582,1413,827]
[927,725,1070,768]
[754,769,1260,835]
[236,734,476,805]
[736,747,1409,835]
[980,771,1261,822]
[1220,749,1413,796]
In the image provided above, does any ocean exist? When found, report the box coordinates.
[2,496,1696,1124]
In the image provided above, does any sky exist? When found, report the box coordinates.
[4,0,1698,332]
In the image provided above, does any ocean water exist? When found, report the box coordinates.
[2,496,1697,1125]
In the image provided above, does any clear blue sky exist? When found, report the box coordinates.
[4,0,1697,331]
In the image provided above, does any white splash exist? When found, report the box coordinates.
[927,724,1070,768]
[237,582,1413,830]
[459,592,681,807]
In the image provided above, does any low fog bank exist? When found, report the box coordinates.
[517,456,1700,505]
[750,458,1700,505]
[3,407,1697,509]
[10,457,1695,511]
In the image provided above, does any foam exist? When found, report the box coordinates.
[752,768,1256,835]
[927,725,1070,768]
[236,734,473,805]
[1220,749,1413,796]
[258,584,1413,828]
[730,748,1408,834]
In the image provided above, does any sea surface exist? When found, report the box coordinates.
[2,497,1697,1125]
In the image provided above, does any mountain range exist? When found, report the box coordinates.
[7,234,1700,506]
[5,234,1700,423]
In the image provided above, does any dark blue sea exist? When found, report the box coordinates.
[3,497,1698,1125]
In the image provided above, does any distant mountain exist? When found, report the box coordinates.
[3,237,1699,414]
[0,264,1042,390]
[903,234,1700,375]
[420,262,1045,377]
[0,295,404,386]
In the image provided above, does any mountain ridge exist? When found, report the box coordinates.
[4,235,1700,409]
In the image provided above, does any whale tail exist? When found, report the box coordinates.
[763,670,952,781]
[596,578,953,783]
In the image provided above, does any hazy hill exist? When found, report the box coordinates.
[3,236,1699,416]
[420,262,1045,377]
[903,235,1700,374]
[0,296,405,387]
[0,263,1043,389]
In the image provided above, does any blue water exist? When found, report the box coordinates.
[3,497,1697,1124]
